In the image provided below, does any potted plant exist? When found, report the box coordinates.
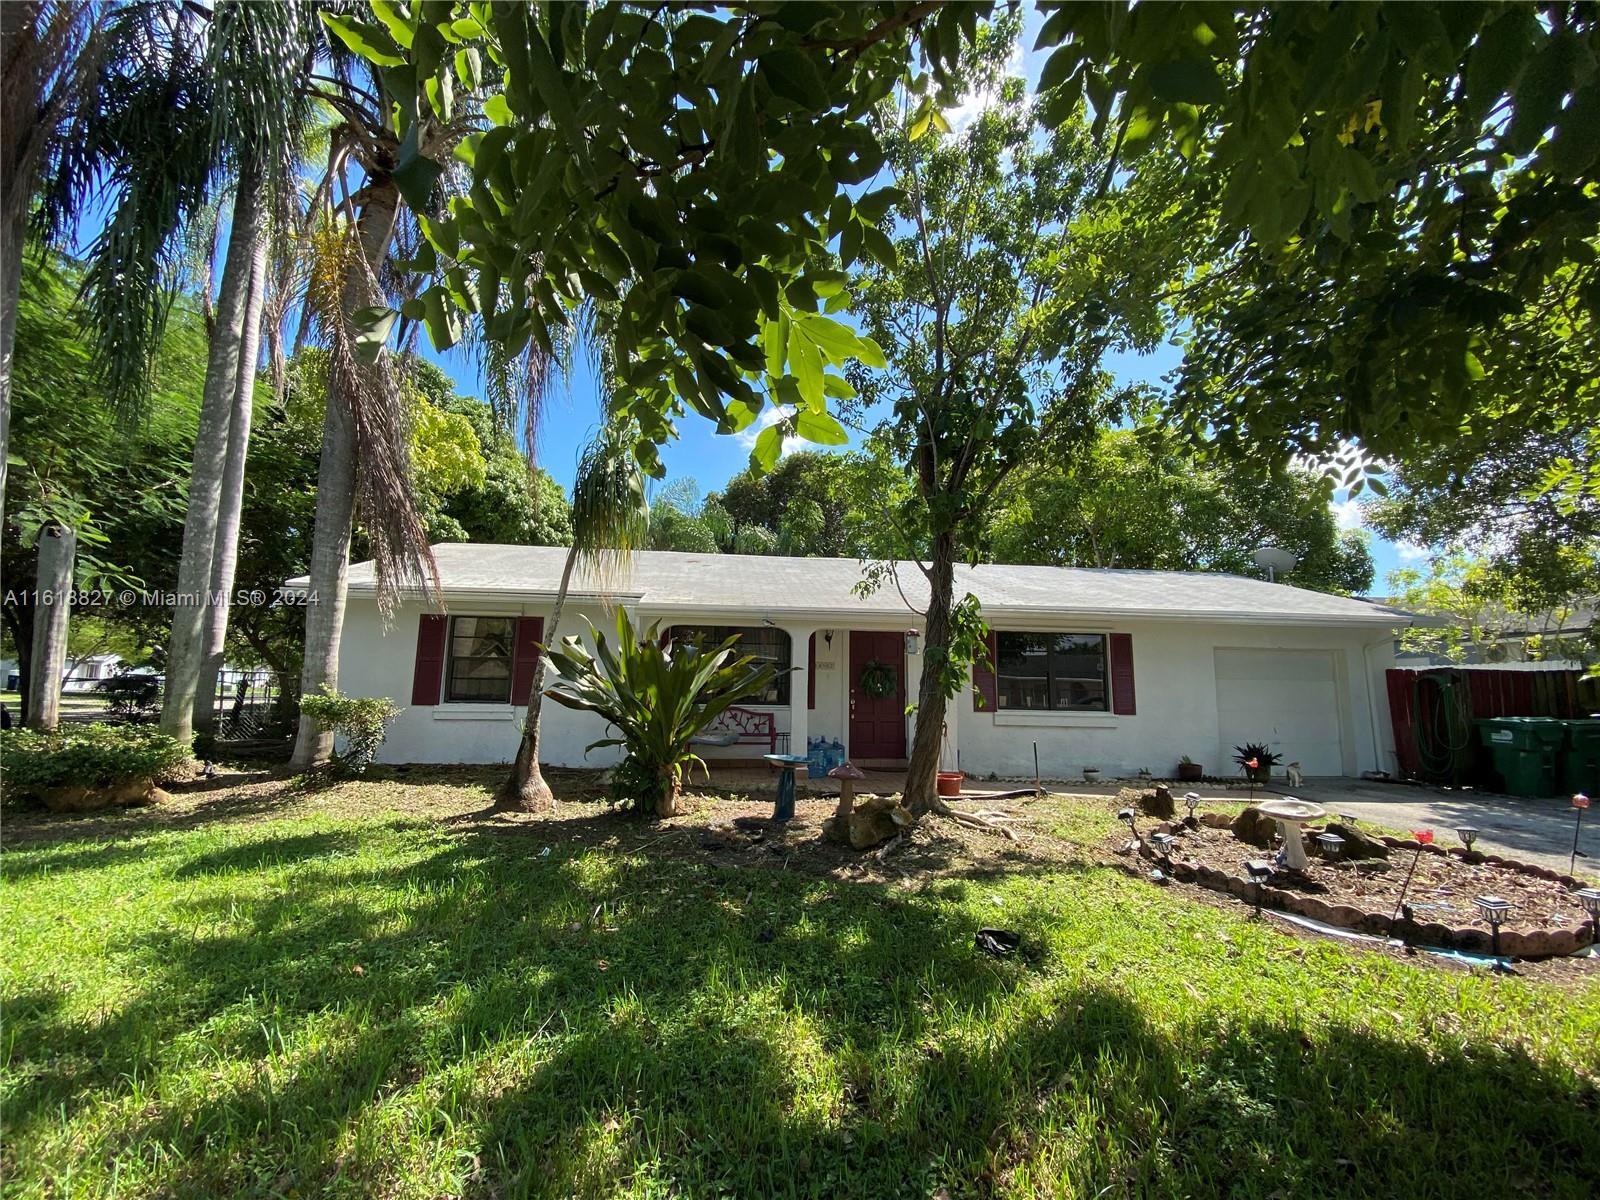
[1177,755,1204,782]
[1232,742,1283,785]
[1082,766,1101,784]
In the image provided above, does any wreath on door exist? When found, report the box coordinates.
[859,659,897,698]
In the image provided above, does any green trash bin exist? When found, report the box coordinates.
[1560,719,1600,796]
[1474,717,1565,798]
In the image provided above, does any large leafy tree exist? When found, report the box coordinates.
[989,428,1374,595]
[845,22,1192,816]
[1032,3,1600,498]
[2,254,206,719]
[325,2,984,475]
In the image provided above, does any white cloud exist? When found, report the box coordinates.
[1330,496,1365,531]
[734,406,805,457]
[1395,541,1431,564]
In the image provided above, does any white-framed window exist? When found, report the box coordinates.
[995,632,1108,712]
[446,616,516,703]
[668,625,790,705]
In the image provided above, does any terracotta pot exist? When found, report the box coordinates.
[936,770,965,797]
[1177,762,1203,782]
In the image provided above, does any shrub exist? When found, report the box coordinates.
[543,609,780,817]
[0,723,192,797]
[95,673,161,719]
[299,687,400,775]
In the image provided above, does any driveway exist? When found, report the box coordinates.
[1240,778,1595,879]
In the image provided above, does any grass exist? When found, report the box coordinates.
[3,781,1599,1199]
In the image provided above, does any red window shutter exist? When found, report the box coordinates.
[511,616,544,705]
[973,630,999,711]
[1110,632,1136,715]
[411,614,448,705]
[808,633,817,709]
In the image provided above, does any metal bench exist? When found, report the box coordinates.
[691,706,789,754]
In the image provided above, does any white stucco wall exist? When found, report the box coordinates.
[336,597,1397,777]
[956,617,1396,780]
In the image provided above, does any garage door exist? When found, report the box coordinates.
[1214,648,1346,777]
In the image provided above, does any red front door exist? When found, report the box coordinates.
[849,631,907,761]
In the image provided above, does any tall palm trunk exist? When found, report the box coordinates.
[193,229,268,735]
[159,169,266,744]
[499,544,577,812]
[289,178,401,769]
[0,207,21,519]
[25,522,75,731]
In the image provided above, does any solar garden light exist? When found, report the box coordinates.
[1245,859,1275,918]
[1117,807,1139,851]
[1571,794,1590,876]
[1473,895,1514,958]
[1183,791,1202,822]
[1315,832,1345,862]
[1456,825,1479,852]
[1388,830,1434,942]
[1150,831,1176,855]
[1574,888,1600,943]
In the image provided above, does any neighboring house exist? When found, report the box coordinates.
[313,544,1420,779]
[1392,607,1596,670]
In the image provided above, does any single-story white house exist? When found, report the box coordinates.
[321,544,1418,780]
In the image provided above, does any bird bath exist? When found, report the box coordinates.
[1255,797,1327,870]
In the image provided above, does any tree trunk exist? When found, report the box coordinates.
[194,228,268,736]
[25,522,75,731]
[0,207,22,521]
[289,180,401,769]
[160,173,267,744]
[905,531,955,816]
[497,544,577,812]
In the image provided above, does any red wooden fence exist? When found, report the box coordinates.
[1387,667,1599,782]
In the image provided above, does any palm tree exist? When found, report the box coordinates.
[499,424,650,812]
[287,57,461,768]
[27,0,316,742]
[0,0,97,521]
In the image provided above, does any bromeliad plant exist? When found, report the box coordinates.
[543,609,780,818]
[1232,743,1283,786]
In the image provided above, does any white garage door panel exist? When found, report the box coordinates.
[1215,649,1345,776]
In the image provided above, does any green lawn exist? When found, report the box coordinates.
[3,783,1598,1199]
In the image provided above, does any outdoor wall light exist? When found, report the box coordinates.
[1183,791,1202,820]
[1456,825,1479,851]
[824,630,833,648]
[1573,888,1600,941]
[904,629,920,655]
[1315,832,1345,861]
[1473,895,1514,957]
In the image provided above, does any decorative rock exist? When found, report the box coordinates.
[1200,812,1234,829]
[1320,822,1391,860]
[838,793,912,851]
[1229,807,1276,848]
[43,777,166,813]
[1141,785,1176,819]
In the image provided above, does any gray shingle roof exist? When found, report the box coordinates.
[324,543,1415,627]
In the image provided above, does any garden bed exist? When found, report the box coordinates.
[1114,808,1597,959]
